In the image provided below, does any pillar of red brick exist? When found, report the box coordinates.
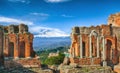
[4,36,9,57]
[14,35,19,59]
[25,42,31,58]
[14,44,19,59]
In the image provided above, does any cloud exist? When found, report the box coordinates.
[0,16,69,37]
[61,14,74,18]
[30,12,49,17]
[30,26,69,37]
[8,0,30,4]
[0,16,33,25]
[44,0,71,3]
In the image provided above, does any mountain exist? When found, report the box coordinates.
[31,26,71,51]
[33,37,71,51]
[30,26,69,37]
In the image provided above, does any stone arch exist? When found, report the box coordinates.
[89,30,98,57]
[19,41,25,58]
[90,30,98,37]
[9,42,14,57]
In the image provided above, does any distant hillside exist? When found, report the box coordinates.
[33,37,71,51]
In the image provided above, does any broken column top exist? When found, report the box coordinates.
[72,26,80,34]
[108,12,120,27]
[2,23,29,34]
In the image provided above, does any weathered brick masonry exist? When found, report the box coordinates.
[3,24,35,59]
[0,24,38,66]
[69,13,120,73]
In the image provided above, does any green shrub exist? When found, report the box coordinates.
[44,53,65,65]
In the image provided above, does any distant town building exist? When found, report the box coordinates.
[69,13,120,72]
[48,51,59,57]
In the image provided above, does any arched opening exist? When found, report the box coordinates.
[106,39,112,61]
[89,30,98,57]
[19,41,25,58]
[9,42,14,57]
[82,42,86,57]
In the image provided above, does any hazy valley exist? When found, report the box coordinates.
[33,37,71,51]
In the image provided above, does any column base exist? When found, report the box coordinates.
[5,57,14,60]
[4,57,9,60]
[71,55,75,58]
[103,61,107,67]
[36,56,40,59]
[14,57,19,60]
[89,56,92,58]
[26,57,32,59]
[91,58,93,65]
[97,56,99,58]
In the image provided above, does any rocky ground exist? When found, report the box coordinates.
[0,58,116,73]
[0,66,53,73]
[0,65,116,73]
[59,65,115,73]
[0,59,53,73]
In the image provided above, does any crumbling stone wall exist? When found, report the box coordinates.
[70,25,119,66]
[69,13,120,66]
[112,27,120,56]
[108,12,120,27]
[19,24,28,33]
[3,24,35,59]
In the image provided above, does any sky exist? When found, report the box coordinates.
[0,0,120,37]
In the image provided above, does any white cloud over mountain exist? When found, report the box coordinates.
[44,0,71,3]
[0,16,33,25]
[0,16,69,37]
[30,26,69,37]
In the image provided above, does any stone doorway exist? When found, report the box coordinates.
[91,43,94,56]
[106,39,112,61]
[19,41,25,58]
[9,42,14,57]
[82,42,86,57]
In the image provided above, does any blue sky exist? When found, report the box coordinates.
[0,0,120,37]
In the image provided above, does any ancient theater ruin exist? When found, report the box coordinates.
[3,24,35,59]
[68,12,120,69]
[0,24,41,68]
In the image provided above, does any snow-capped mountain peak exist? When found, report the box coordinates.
[30,26,69,37]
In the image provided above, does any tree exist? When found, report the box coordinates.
[44,53,65,65]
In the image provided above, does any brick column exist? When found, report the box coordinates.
[25,42,31,58]
[97,37,99,57]
[70,46,72,57]
[73,48,75,58]
[7,36,9,57]
[102,36,107,67]
[89,35,92,58]
[80,35,83,58]
[14,34,19,59]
